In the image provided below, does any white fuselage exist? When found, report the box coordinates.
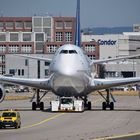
[49,44,94,97]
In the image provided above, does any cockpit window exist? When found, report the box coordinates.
[69,50,77,54]
[60,50,77,54]
[60,50,68,54]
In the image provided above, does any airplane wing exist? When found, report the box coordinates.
[0,76,52,90]
[14,54,52,63]
[90,77,140,91]
[90,54,140,66]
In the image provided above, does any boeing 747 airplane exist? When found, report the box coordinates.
[0,0,140,111]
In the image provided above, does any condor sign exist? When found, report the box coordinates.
[97,39,117,46]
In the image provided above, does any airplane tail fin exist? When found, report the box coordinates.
[74,0,81,47]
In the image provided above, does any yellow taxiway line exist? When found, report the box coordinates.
[92,131,140,140]
[0,113,65,133]
[21,113,65,129]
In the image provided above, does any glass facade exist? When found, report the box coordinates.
[0,45,6,53]
[15,21,23,28]
[0,33,6,41]
[35,33,44,41]
[0,22,4,28]
[21,45,32,53]
[10,33,19,41]
[64,21,72,29]
[55,32,63,42]
[65,32,72,42]
[88,55,96,60]
[33,17,42,27]
[0,55,5,63]
[43,18,51,27]
[55,21,63,29]
[84,45,96,52]
[32,16,52,42]
[23,33,32,41]
[36,42,44,53]
[6,22,14,28]
[43,28,51,36]
[8,45,19,53]
[47,45,57,53]
[24,21,32,28]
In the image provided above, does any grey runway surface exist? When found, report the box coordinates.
[0,93,140,140]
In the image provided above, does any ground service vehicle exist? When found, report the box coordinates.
[0,110,21,129]
[51,97,84,112]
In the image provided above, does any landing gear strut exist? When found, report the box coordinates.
[81,96,91,110]
[31,89,48,111]
[98,89,115,110]
[32,89,44,110]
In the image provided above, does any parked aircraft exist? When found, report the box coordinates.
[0,0,140,111]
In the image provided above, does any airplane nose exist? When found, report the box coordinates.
[59,67,75,76]
[56,56,77,76]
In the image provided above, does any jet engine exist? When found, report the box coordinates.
[0,85,5,103]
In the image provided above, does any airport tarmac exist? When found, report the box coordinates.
[0,93,140,140]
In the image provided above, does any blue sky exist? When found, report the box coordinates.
[0,0,140,28]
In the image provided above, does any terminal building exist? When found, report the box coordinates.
[1,15,140,79]
[0,16,99,78]
[82,33,140,78]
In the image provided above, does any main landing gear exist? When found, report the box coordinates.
[81,96,92,110]
[98,89,116,110]
[31,89,48,111]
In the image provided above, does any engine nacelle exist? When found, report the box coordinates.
[0,85,5,103]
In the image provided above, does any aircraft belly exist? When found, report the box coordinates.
[52,74,87,97]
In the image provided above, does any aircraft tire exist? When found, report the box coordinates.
[87,101,91,110]
[32,102,37,110]
[102,102,106,110]
[40,102,44,110]
[110,102,114,110]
